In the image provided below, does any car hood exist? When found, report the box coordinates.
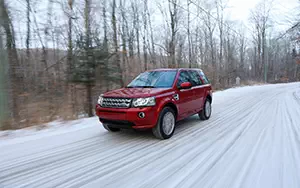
[103,88,173,98]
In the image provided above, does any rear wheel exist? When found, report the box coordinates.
[152,107,176,139]
[199,98,212,120]
[103,124,121,132]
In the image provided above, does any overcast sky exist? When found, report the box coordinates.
[227,0,299,31]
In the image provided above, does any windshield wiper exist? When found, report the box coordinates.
[140,86,156,88]
[126,86,156,88]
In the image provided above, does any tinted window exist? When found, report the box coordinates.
[198,70,210,84]
[189,71,202,86]
[177,70,202,87]
[127,71,177,88]
[177,71,190,87]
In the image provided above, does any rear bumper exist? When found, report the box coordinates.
[95,104,159,129]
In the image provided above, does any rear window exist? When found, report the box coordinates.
[189,70,202,86]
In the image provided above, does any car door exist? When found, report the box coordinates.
[188,70,205,113]
[176,70,195,119]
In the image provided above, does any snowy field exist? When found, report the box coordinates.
[0,82,300,188]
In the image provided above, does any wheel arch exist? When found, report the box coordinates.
[162,102,178,119]
[206,94,212,103]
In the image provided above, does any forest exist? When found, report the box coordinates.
[0,0,299,129]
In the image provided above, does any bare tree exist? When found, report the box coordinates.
[216,0,227,85]
[168,0,178,68]
[187,0,192,68]
[112,0,124,87]
[0,25,8,128]
[202,5,217,85]
[66,0,76,118]
[146,2,156,67]
[102,0,110,91]
[26,0,30,60]
[132,1,141,71]
[143,0,148,70]
[250,0,272,82]
[1,0,298,130]
[0,0,20,128]
[238,29,247,75]
[120,0,128,81]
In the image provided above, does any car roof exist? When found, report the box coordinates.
[148,68,203,72]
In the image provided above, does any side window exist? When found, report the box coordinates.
[177,71,190,88]
[198,70,210,84]
[189,71,202,86]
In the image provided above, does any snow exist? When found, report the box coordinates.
[294,89,300,100]
[0,118,99,147]
[0,82,300,188]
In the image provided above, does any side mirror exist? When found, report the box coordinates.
[179,82,192,89]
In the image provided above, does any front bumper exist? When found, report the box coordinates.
[95,104,159,129]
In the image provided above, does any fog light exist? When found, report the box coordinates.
[138,112,145,118]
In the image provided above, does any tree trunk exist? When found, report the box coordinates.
[67,0,76,118]
[143,0,148,71]
[209,31,216,85]
[133,1,141,72]
[168,0,177,68]
[86,83,93,117]
[120,0,128,83]
[85,0,93,117]
[26,0,30,62]
[262,28,267,82]
[0,0,21,128]
[147,3,156,67]
[216,0,224,87]
[112,0,124,87]
[257,31,261,79]
[45,0,54,120]
[103,0,109,91]
[0,28,8,128]
[295,64,298,80]
[187,0,192,68]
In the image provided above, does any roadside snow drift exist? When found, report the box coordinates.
[0,82,300,188]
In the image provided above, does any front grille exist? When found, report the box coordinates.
[101,98,132,108]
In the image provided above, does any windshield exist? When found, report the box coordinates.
[127,71,177,88]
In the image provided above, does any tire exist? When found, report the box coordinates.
[152,107,176,140]
[199,98,212,120]
[103,124,121,132]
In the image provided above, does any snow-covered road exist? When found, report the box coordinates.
[1,83,300,188]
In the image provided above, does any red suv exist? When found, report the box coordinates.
[95,69,212,139]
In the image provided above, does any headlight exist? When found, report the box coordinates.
[132,97,156,107]
[98,95,104,105]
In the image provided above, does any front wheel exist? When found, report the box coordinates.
[199,98,212,120]
[152,107,176,139]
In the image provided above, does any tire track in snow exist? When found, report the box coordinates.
[0,136,149,186]
[17,91,261,188]
[172,89,283,188]
[0,87,286,188]
[76,89,282,188]
[126,91,279,188]
[0,83,300,188]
